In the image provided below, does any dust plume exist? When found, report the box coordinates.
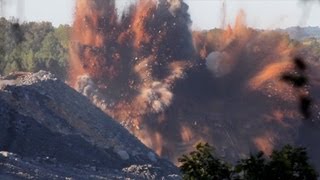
[188,9,318,158]
[220,0,227,29]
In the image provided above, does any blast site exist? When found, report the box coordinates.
[0,0,320,179]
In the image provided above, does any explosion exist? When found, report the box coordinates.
[70,0,320,163]
[70,0,195,154]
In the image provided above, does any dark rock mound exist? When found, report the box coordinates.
[0,71,179,179]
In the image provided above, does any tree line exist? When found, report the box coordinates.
[0,17,70,80]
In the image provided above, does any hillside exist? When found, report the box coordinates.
[0,71,179,179]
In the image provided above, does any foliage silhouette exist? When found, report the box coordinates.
[178,142,232,180]
[179,142,318,180]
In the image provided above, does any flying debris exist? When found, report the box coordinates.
[281,57,313,119]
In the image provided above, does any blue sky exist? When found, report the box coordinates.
[1,0,320,30]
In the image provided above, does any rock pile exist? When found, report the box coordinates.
[0,71,180,179]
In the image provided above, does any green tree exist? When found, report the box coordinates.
[34,31,68,79]
[54,24,71,49]
[178,142,232,180]
[179,143,318,180]
[0,18,69,78]
[234,152,267,180]
[266,145,318,180]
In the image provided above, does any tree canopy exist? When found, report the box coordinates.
[179,142,318,180]
[0,18,70,80]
